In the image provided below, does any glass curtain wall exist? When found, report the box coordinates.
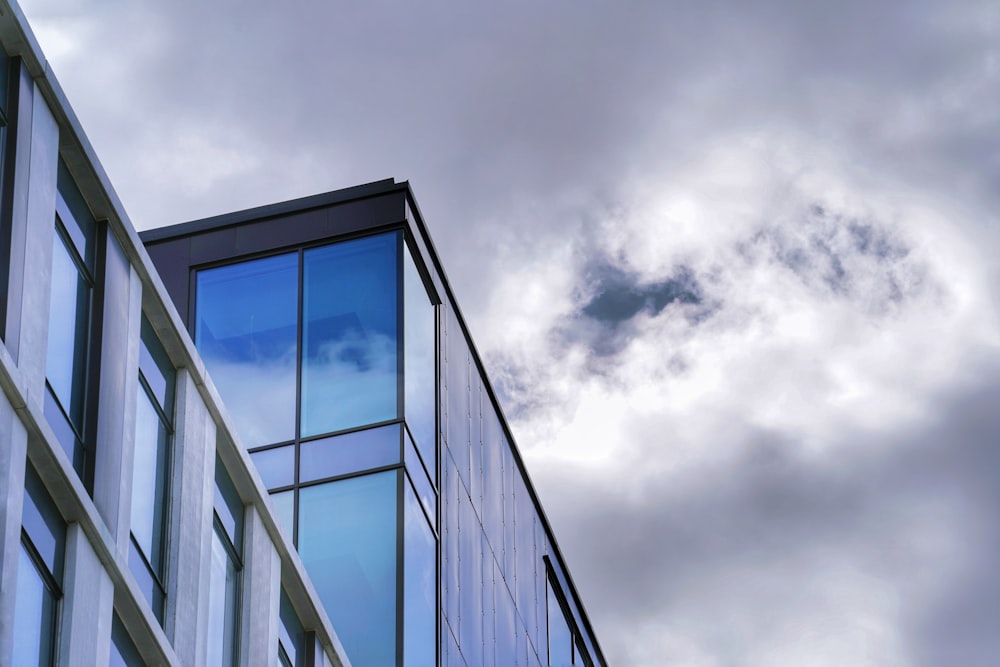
[109,614,144,667]
[195,229,437,667]
[129,316,175,622]
[44,160,98,480]
[14,465,65,667]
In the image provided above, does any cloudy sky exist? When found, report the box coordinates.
[19,0,1000,664]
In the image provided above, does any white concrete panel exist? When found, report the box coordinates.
[11,81,58,402]
[58,522,114,667]
[163,368,214,666]
[0,391,27,666]
[241,504,281,667]
[92,235,141,553]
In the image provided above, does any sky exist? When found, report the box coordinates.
[18,0,1000,664]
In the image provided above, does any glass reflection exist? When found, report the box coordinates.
[298,471,397,667]
[404,243,435,475]
[45,226,89,430]
[299,423,400,483]
[270,490,295,539]
[12,544,57,667]
[207,525,239,667]
[405,428,435,524]
[110,613,143,667]
[403,480,435,667]
[302,234,399,436]
[130,388,169,573]
[196,253,298,448]
[250,445,295,489]
[547,579,573,667]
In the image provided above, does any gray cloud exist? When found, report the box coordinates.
[18,0,1000,664]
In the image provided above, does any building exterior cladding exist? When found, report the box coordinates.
[0,1,607,667]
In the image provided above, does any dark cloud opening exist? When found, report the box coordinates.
[581,263,703,325]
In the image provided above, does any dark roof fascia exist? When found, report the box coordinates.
[139,178,405,244]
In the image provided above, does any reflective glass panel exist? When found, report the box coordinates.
[405,427,435,524]
[21,466,65,581]
[250,445,295,489]
[127,541,164,624]
[403,480,435,667]
[196,253,298,448]
[109,613,143,667]
[403,243,435,475]
[139,317,175,417]
[207,524,239,667]
[445,308,470,491]
[12,543,57,667]
[458,488,483,661]
[299,423,400,483]
[279,589,304,667]
[270,490,295,539]
[131,387,169,575]
[45,226,89,430]
[547,579,573,667]
[298,471,397,667]
[214,457,244,548]
[302,233,399,436]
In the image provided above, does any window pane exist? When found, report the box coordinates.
[250,445,295,489]
[298,471,397,667]
[12,544,57,667]
[404,428,435,525]
[279,589,304,667]
[547,580,573,667]
[109,613,143,667]
[196,253,298,448]
[404,480,435,667]
[214,457,244,549]
[21,466,65,582]
[127,541,165,624]
[403,244,435,477]
[302,233,399,437]
[45,227,89,430]
[131,388,170,574]
[269,490,295,539]
[299,423,400,483]
[139,316,175,417]
[207,526,239,667]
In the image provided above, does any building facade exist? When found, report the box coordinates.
[0,0,608,665]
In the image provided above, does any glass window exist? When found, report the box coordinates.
[403,478,435,667]
[299,423,400,484]
[302,233,400,436]
[404,427,435,525]
[547,577,573,667]
[403,242,435,477]
[44,162,97,477]
[269,490,295,539]
[15,466,65,667]
[207,458,243,667]
[298,470,397,667]
[196,252,298,448]
[129,316,174,623]
[249,444,295,489]
[109,613,143,667]
[0,51,15,342]
[278,589,304,667]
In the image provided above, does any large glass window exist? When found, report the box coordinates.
[403,241,435,476]
[298,470,397,667]
[14,465,65,667]
[207,457,243,667]
[196,252,298,448]
[403,477,435,667]
[278,589,304,667]
[44,160,97,478]
[129,316,174,622]
[109,613,143,667]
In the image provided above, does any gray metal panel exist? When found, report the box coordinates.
[58,522,114,667]
[0,390,27,667]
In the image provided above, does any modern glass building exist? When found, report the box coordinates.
[0,0,608,664]
[141,180,608,667]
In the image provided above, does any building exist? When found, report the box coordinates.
[0,0,607,665]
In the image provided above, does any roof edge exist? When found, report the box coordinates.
[139,178,405,243]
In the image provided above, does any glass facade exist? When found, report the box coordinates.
[109,613,144,667]
[44,160,97,479]
[129,316,175,622]
[14,466,65,667]
[207,457,243,667]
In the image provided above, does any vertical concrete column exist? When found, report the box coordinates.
[2,61,35,357]
[0,391,28,666]
[240,504,281,667]
[57,523,114,667]
[9,81,58,401]
[91,239,141,553]
[163,369,214,666]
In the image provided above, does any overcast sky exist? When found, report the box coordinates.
[19,1,1000,664]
